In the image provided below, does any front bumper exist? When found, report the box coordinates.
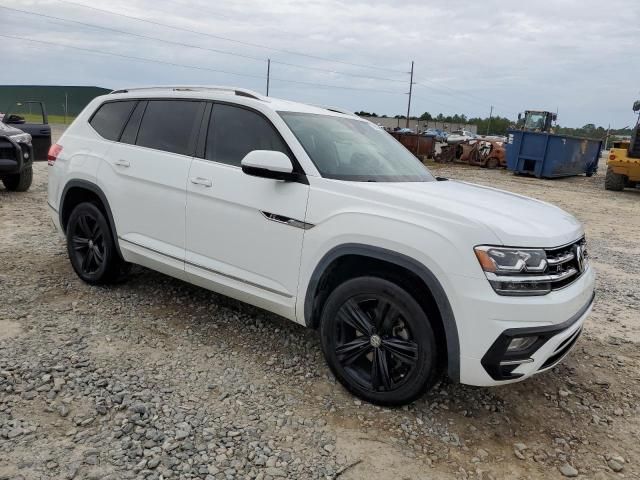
[455,263,595,386]
[0,136,33,175]
[481,291,593,380]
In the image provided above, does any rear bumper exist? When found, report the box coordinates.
[48,202,64,238]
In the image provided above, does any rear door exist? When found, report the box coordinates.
[185,103,309,318]
[97,99,205,273]
[2,101,51,160]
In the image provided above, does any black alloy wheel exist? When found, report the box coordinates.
[320,276,438,406]
[70,213,106,275]
[66,202,125,284]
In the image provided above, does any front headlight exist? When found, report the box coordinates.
[9,132,32,144]
[474,245,551,296]
[474,246,547,274]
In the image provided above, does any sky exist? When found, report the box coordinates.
[1,0,639,128]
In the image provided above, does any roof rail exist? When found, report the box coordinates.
[314,105,357,117]
[110,85,265,101]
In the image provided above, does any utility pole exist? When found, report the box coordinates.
[266,59,271,96]
[64,92,68,124]
[406,60,414,129]
[486,105,493,135]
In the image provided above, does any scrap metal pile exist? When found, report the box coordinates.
[436,138,506,169]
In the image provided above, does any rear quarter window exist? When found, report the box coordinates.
[89,101,136,141]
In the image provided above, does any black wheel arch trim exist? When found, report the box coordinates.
[304,244,461,382]
[59,179,123,259]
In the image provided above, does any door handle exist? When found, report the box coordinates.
[190,177,212,187]
[114,159,130,167]
[40,129,50,134]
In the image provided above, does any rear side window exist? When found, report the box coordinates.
[89,101,136,140]
[120,101,146,145]
[206,104,289,166]
[136,100,203,156]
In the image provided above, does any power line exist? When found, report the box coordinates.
[54,0,408,75]
[0,5,407,84]
[414,80,518,115]
[271,60,405,83]
[412,93,515,120]
[270,77,401,94]
[0,33,404,95]
[0,33,265,79]
[410,94,466,113]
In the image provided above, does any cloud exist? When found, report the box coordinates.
[1,0,639,126]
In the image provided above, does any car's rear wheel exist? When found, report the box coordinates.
[485,157,499,169]
[66,202,125,284]
[2,166,33,192]
[320,277,439,406]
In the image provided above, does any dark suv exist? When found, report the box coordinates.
[0,101,52,192]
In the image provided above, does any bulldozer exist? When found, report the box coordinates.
[517,110,557,133]
[605,100,640,191]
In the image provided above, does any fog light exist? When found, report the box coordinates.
[507,336,538,352]
[24,151,29,159]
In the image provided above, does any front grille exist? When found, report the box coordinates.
[544,237,587,290]
[0,139,15,159]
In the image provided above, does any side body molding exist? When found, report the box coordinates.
[59,179,123,258]
[304,244,460,382]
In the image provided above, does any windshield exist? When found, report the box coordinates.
[524,112,546,130]
[279,112,435,182]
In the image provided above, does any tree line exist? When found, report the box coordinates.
[354,110,636,138]
[354,110,512,135]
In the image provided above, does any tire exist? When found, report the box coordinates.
[320,276,439,406]
[66,202,126,285]
[605,167,625,191]
[485,157,499,169]
[2,166,33,192]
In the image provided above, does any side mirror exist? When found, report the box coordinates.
[241,150,297,181]
[4,114,25,124]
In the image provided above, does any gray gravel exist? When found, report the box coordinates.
[1,155,639,479]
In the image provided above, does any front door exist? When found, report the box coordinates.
[185,103,309,319]
[3,101,51,160]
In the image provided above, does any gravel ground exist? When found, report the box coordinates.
[1,141,638,479]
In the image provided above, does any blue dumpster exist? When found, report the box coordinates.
[506,130,602,178]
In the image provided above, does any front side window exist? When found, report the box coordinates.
[280,112,435,182]
[90,101,136,141]
[206,104,290,166]
[136,100,203,156]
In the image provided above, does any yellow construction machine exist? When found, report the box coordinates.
[605,100,640,191]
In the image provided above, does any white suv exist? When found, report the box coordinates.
[47,86,595,405]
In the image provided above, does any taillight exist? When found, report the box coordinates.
[48,144,63,166]
[609,154,616,161]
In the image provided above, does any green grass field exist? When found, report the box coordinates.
[4,113,76,125]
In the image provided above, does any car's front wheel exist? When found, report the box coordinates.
[1,166,33,192]
[320,277,439,406]
[66,202,126,284]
